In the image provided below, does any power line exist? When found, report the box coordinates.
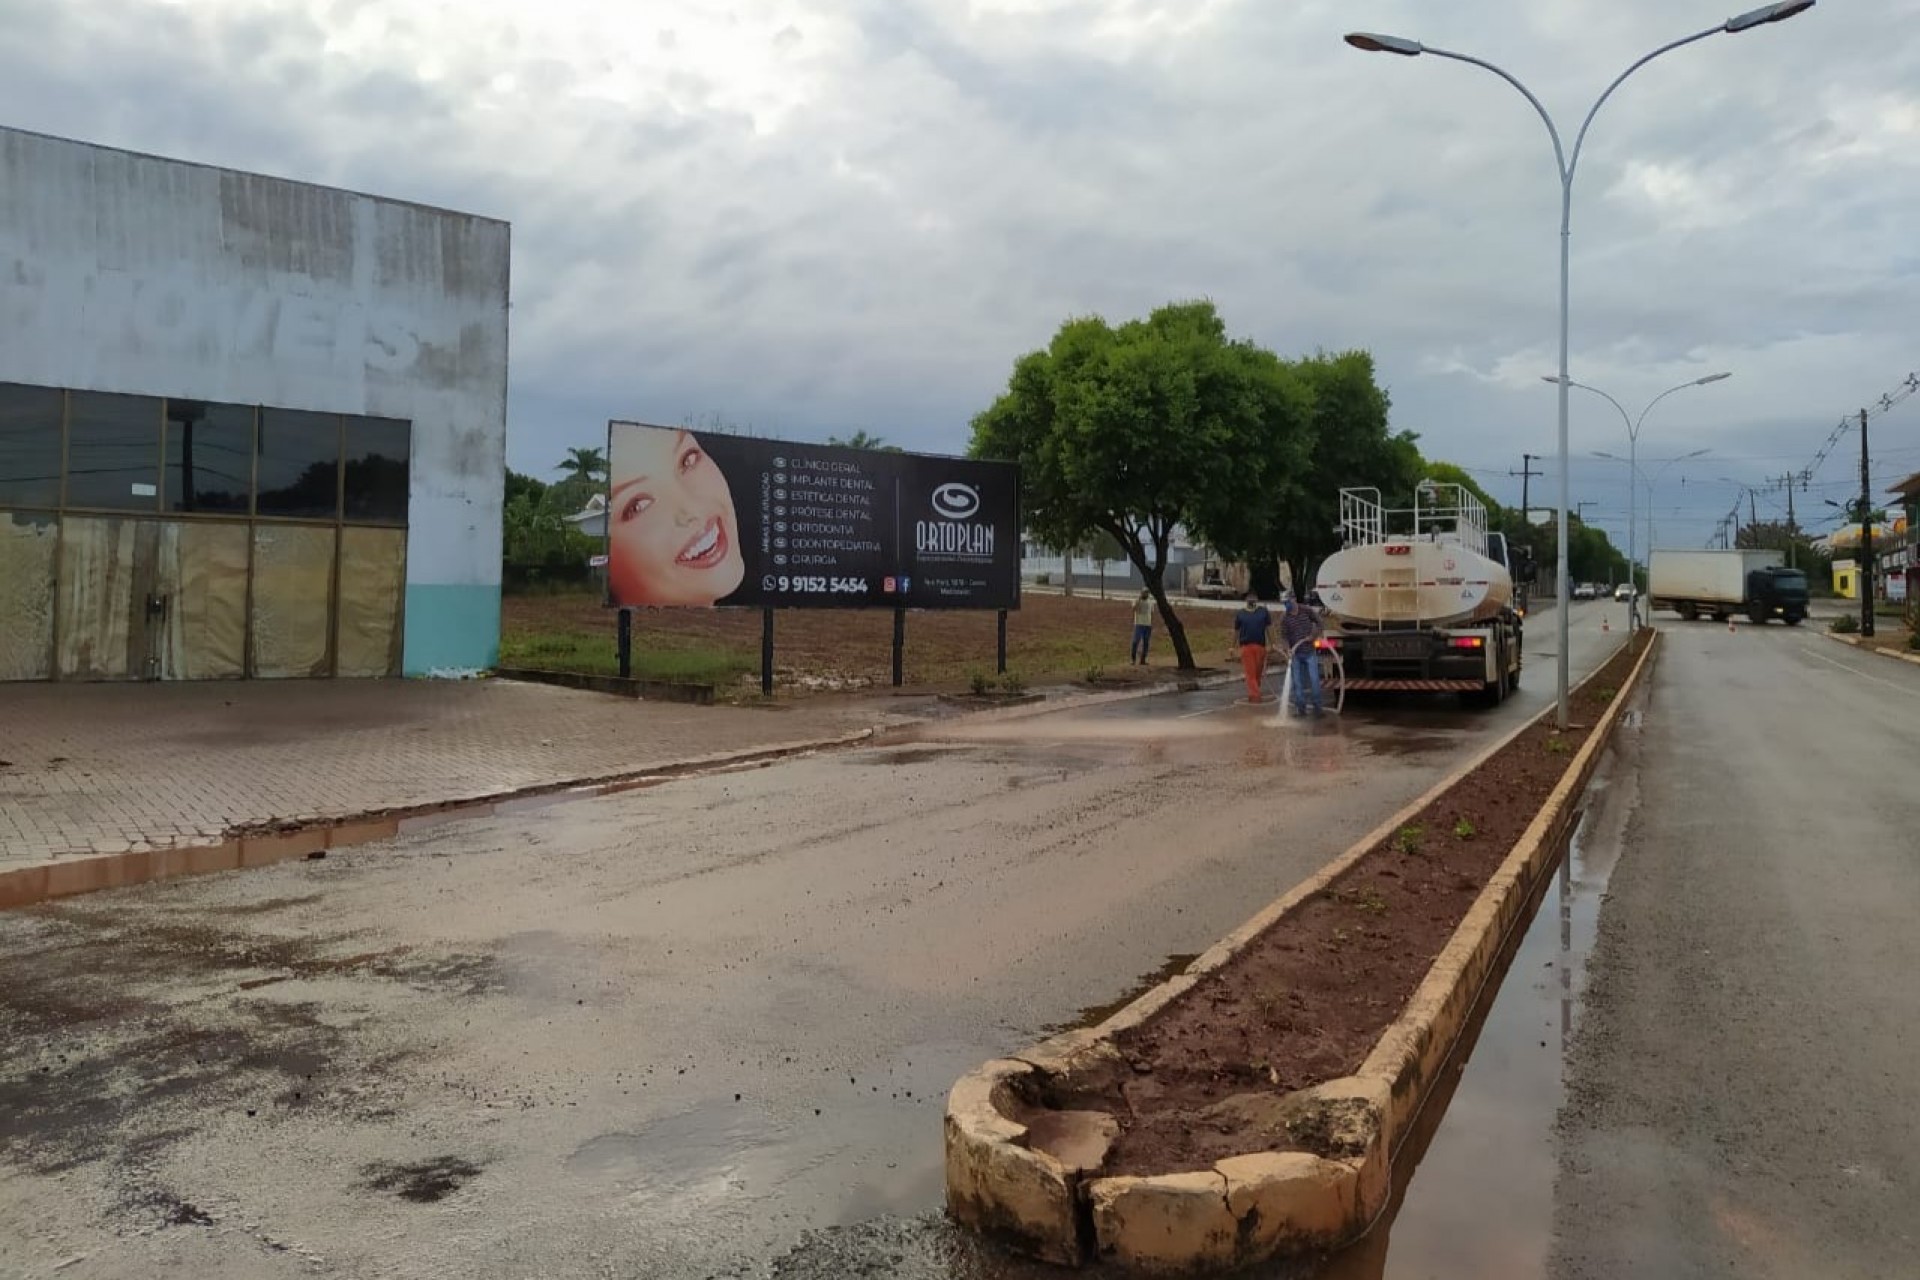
[1801,369,1920,482]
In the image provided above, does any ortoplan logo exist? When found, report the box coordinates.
[931,482,980,520]
[917,480,995,556]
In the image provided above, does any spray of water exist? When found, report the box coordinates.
[1270,638,1346,728]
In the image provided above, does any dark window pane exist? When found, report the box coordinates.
[0,383,63,509]
[342,416,410,524]
[165,401,255,514]
[66,391,162,510]
[256,409,340,519]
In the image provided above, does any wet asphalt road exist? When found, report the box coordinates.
[1552,620,1920,1279]
[0,604,1627,1280]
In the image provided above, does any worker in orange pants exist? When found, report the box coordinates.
[1232,593,1274,702]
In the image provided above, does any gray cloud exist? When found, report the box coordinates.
[2,0,1917,544]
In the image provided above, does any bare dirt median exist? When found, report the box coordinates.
[1033,631,1651,1178]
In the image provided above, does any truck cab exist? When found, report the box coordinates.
[1747,566,1809,625]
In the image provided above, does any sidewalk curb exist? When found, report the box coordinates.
[0,672,1238,912]
[0,729,880,912]
[944,633,1657,1273]
[1820,630,1920,667]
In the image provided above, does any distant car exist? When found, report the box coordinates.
[1614,583,1635,602]
[1191,569,1236,599]
[1573,583,1598,601]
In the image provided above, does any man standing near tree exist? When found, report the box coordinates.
[1130,589,1154,665]
[1232,593,1273,702]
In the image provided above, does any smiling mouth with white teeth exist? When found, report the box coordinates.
[676,517,728,568]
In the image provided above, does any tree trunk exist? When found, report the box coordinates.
[1147,567,1195,670]
[1063,549,1075,597]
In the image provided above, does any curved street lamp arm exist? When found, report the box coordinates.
[1568,27,1724,186]
[1633,379,1709,438]
[1420,46,1568,182]
[1566,380,1634,434]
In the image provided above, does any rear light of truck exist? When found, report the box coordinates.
[1447,637,1486,649]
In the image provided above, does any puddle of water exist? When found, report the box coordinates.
[1352,731,1458,759]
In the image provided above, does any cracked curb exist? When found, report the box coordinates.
[945,634,1660,1273]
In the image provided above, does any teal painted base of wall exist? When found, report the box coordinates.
[403,583,501,676]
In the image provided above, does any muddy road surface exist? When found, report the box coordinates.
[0,608,1625,1279]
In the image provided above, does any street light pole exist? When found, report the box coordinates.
[1557,374,1729,626]
[1347,1,1816,728]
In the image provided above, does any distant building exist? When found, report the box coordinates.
[0,127,509,681]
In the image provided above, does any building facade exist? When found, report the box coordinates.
[0,127,508,681]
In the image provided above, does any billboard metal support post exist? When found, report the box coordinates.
[761,609,775,696]
[892,607,906,688]
[616,608,633,679]
[997,609,1008,675]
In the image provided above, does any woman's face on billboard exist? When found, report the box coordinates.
[607,429,745,606]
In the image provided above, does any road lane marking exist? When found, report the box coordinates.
[1800,644,1920,701]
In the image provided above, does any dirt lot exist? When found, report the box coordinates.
[502,589,1228,696]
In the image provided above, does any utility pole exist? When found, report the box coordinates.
[1783,472,1797,569]
[1861,407,1874,637]
[1749,489,1758,528]
[1512,453,1543,529]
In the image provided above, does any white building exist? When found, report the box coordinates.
[0,127,509,680]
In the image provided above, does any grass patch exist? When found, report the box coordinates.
[498,632,754,685]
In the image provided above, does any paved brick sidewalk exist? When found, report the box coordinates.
[0,679,901,863]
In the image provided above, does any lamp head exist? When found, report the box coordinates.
[1694,372,1733,385]
[1726,1,1815,33]
[1344,32,1423,55]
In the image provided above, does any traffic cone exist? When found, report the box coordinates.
[1602,615,1611,633]
[1728,616,1736,633]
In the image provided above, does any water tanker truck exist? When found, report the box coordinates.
[1313,483,1525,705]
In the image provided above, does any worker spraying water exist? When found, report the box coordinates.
[1277,593,1326,717]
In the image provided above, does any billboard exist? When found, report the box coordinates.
[605,421,1021,610]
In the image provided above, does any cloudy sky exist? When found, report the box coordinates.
[4,0,1917,550]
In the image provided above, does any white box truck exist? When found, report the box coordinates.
[1648,549,1809,625]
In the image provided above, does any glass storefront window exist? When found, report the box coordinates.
[165,401,256,514]
[65,391,163,511]
[343,416,410,525]
[0,383,64,510]
[256,409,341,519]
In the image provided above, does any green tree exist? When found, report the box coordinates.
[970,300,1313,669]
[557,446,607,486]
[1248,351,1421,596]
[827,430,900,452]
[503,466,598,582]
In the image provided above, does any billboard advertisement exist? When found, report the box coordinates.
[604,421,1020,610]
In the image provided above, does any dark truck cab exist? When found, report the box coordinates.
[1747,565,1810,625]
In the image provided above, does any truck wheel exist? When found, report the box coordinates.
[1785,614,1804,627]
[1748,610,1766,626]
[1712,612,1729,623]
[1677,603,1698,621]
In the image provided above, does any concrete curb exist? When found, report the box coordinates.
[1821,629,1920,667]
[0,729,878,911]
[0,670,1237,912]
[945,634,1659,1273]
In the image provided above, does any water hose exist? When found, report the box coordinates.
[1274,636,1346,720]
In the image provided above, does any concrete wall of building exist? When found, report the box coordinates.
[0,127,510,674]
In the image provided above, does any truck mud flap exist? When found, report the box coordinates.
[1333,678,1483,692]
